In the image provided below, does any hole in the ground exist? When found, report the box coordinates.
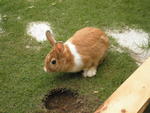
[42,88,102,113]
[43,88,86,113]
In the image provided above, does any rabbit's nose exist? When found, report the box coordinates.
[44,66,47,72]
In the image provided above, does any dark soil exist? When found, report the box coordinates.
[42,88,101,113]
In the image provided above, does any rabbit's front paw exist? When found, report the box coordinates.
[83,67,96,77]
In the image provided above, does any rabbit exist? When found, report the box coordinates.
[44,27,109,77]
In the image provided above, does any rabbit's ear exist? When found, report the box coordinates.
[46,30,56,46]
[55,42,64,53]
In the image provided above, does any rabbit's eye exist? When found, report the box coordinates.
[51,60,56,64]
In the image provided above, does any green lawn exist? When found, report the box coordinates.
[0,0,150,113]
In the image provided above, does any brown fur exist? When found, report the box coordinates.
[44,27,109,74]
[44,43,74,72]
[68,27,109,69]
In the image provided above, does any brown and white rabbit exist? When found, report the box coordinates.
[44,27,109,77]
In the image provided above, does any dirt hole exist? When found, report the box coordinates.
[43,88,91,113]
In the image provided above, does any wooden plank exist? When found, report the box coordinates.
[94,57,150,113]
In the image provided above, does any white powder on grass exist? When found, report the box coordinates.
[26,23,150,64]
[0,14,4,33]
[107,28,150,64]
[27,22,53,42]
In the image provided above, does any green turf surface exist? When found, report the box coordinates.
[1,0,150,113]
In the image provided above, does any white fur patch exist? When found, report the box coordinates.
[83,67,96,77]
[65,41,83,72]
[44,66,47,72]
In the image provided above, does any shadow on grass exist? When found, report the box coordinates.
[54,72,83,81]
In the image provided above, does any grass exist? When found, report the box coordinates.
[0,0,150,113]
